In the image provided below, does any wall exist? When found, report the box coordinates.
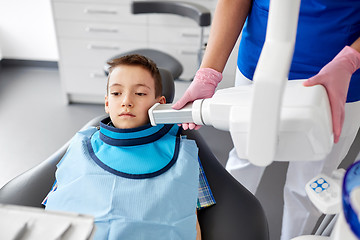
[0,0,58,61]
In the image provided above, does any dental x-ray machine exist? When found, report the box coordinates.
[149,0,333,167]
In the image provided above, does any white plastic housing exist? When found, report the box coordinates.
[305,174,341,215]
[192,80,333,164]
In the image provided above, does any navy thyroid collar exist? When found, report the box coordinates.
[87,117,181,179]
[99,117,174,146]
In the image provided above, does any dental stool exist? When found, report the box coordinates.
[104,1,211,80]
[0,68,269,240]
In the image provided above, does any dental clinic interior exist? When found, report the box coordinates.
[0,0,360,240]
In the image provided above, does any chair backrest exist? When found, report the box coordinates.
[132,1,211,27]
[158,68,175,103]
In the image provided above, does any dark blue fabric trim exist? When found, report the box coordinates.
[86,130,181,179]
[99,124,173,146]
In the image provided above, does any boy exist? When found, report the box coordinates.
[43,54,213,239]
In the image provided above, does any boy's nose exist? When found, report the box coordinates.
[121,95,133,107]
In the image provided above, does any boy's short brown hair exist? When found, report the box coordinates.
[106,54,162,97]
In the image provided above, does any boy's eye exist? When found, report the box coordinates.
[111,92,121,96]
[136,93,146,96]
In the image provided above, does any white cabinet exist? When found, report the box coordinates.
[51,0,236,104]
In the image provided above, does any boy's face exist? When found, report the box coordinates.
[105,65,165,129]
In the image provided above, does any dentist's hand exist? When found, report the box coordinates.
[303,46,360,143]
[172,68,223,130]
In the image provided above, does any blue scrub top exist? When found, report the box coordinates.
[237,0,360,102]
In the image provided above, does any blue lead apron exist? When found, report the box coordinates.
[45,118,199,240]
[237,0,360,102]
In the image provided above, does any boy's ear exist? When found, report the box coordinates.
[158,96,166,104]
[104,95,110,113]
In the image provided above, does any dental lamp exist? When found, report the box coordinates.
[148,0,333,167]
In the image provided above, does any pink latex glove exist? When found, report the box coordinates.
[303,46,360,143]
[172,68,223,130]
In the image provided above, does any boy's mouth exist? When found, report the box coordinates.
[119,112,135,118]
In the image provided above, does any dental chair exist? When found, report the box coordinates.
[104,1,211,80]
[0,68,269,240]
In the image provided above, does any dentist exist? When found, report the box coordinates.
[172,0,360,239]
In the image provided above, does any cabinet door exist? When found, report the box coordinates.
[149,26,209,45]
[56,21,147,41]
[58,39,148,68]
[52,2,146,24]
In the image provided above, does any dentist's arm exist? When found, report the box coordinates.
[172,0,252,130]
[199,0,252,72]
[303,37,360,143]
